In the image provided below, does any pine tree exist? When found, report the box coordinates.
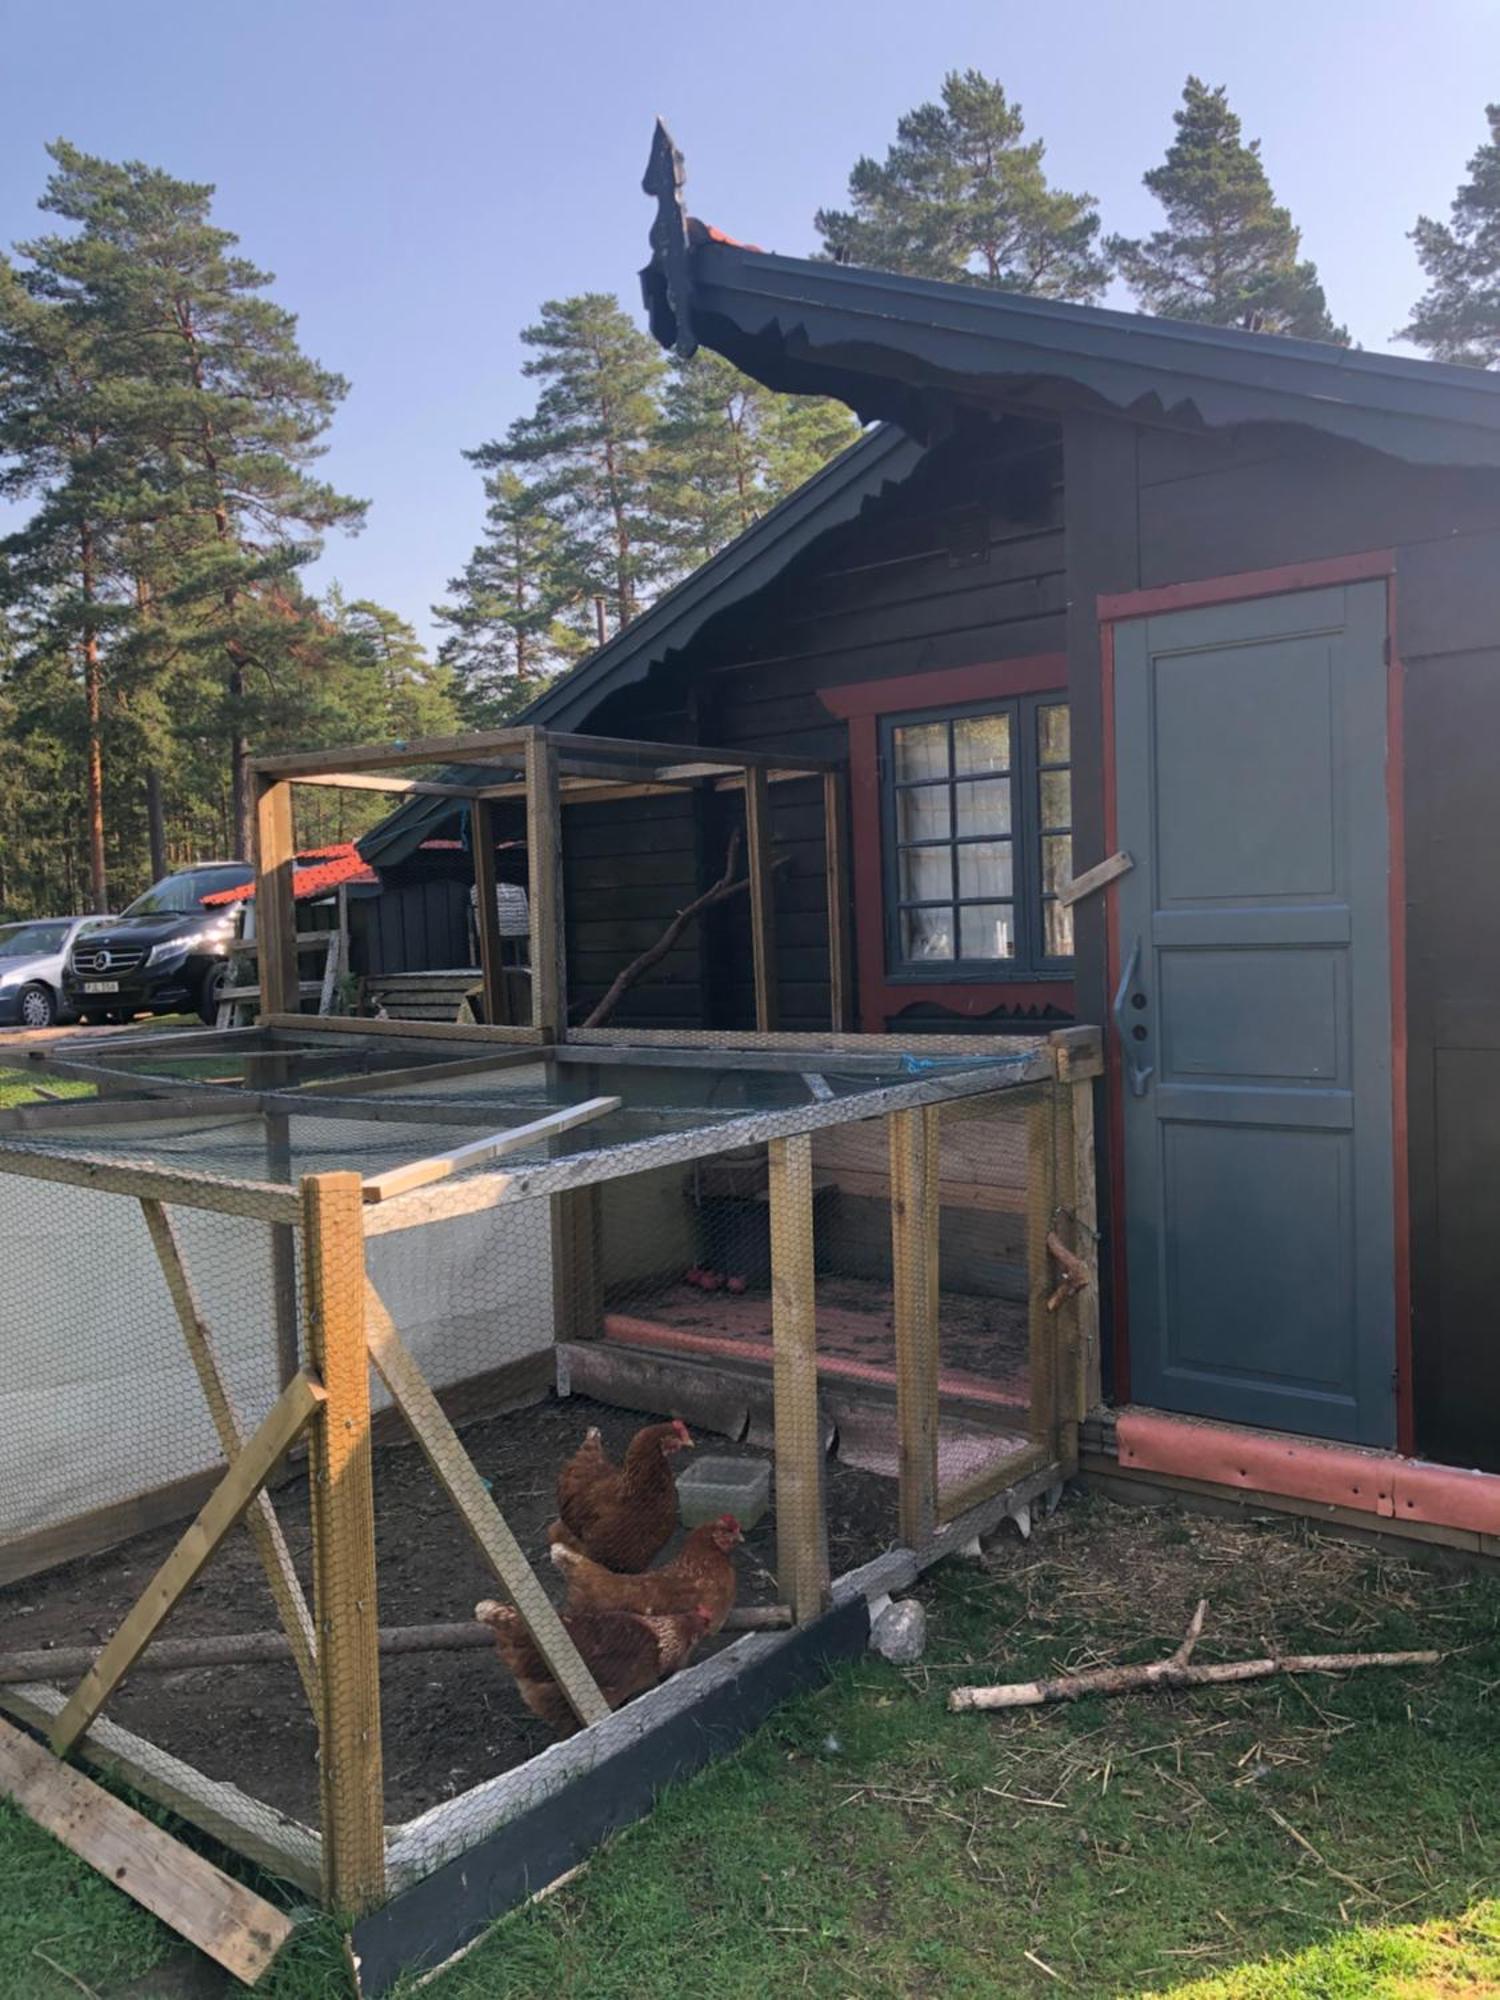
[434,469,587,722]
[654,351,860,567]
[483,295,666,636]
[1402,105,1500,366]
[26,143,367,858]
[0,248,139,908]
[1108,79,1345,339]
[815,71,1109,299]
[329,593,458,741]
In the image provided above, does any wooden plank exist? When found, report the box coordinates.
[744,765,779,1032]
[1057,848,1133,909]
[290,770,481,798]
[254,777,299,1020]
[360,1063,1058,1235]
[0,1715,294,1986]
[359,1095,620,1203]
[0,1684,320,1894]
[890,1107,941,1546]
[471,798,507,1027]
[50,1369,326,1758]
[301,1172,385,1916]
[139,1198,319,1710]
[526,730,565,1038]
[768,1133,828,1622]
[363,1281,610,1727]
[1068,1076,1101,1421]
[261,1012,544,1045]
[296,1046,548,1097]
[0,1096,241,1137]
[823,769,853,1031]
[252,725,529,779]
[540,730,834,775]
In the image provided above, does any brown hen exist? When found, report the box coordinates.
[549,1418,693,1571]
[551,1514,742,1634]
[473,1598,710,1737]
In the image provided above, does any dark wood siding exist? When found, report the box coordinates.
[562,417,1068,1034]
[1064,414,1500,1465]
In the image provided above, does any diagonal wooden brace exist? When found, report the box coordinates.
[138,1199,319,1710]
[363,1281,610,1729]
[51,1369,327,1758]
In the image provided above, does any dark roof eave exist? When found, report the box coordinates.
[653,240,1500,472]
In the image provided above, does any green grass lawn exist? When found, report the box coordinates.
[3,1498,1497,1999]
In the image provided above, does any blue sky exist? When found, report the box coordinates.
[2,0,1496,649]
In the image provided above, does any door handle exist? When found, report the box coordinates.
[1112,934,1155,1098]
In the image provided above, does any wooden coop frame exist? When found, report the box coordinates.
[249,723,853,1037]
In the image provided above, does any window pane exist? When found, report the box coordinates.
[901,906,954,961]
[893,722,948,782]
[959,903,1015,959]
[957,841,1013,900]
[898,848,950,902]
[1037,703,1070,765]
[1040,769,1072,830]
[954,776,1011,836]
[1044,899,1075,958]
[953,712,1010,775]
[896,785,951,842]
[1042,833,1073,895]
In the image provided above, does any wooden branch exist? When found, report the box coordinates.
[0,1605,795,1686]
[1045,1229,1091,1313]
[0,1715,294,1987]
[949,1600,1440,1712]
[581,830,789,1029]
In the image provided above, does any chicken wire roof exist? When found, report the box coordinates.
[0,1027,1058,1204]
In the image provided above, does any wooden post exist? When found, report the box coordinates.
[1069,1074,1100,1423]
[768,1134,827,1621]
[253,776,298,1020]
[525,731,565,1040]
[745,765,778,1032]
[1026,1094,1060,1462]
[552,1185,604,1343]
[302,1171,385,1915]
[139,1198,319,1710]
[890,1106,941,1547]
[823,769,853,1032]
[471,798,506,1027]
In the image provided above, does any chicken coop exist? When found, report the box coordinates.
[0,726,1099,1992]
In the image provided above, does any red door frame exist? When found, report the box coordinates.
[1097,549,1412,1454]
[820,657,1076,1031]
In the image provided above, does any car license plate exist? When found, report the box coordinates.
[83,980,120,994]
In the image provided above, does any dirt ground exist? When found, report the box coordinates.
[0,1393,898,1826]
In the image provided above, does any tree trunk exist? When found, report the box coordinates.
[80,521,108,912]
[145,766,168,881]
[229,664,251,860]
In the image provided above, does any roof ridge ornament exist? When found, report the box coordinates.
[642,118,697,359]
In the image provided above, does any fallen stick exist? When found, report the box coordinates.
[0,1603,794,1684]
[948,1599,1440,1712]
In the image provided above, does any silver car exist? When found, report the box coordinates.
[0,916,111,1029]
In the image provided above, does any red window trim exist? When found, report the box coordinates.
[820,656,1075,1033]
[1097,549,1409,1451]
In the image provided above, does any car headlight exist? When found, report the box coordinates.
[147,926,231,968]
[0,968,23,989]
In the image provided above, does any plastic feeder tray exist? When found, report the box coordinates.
[677,1455,771,1531]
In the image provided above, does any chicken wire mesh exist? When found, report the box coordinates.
[0,1028,1068,1901]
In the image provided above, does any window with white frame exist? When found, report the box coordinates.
[879,695,1072,979]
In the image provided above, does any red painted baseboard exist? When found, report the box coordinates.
[1116,1410,1500,1537]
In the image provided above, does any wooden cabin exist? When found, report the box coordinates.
[365,129,1500,1540]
